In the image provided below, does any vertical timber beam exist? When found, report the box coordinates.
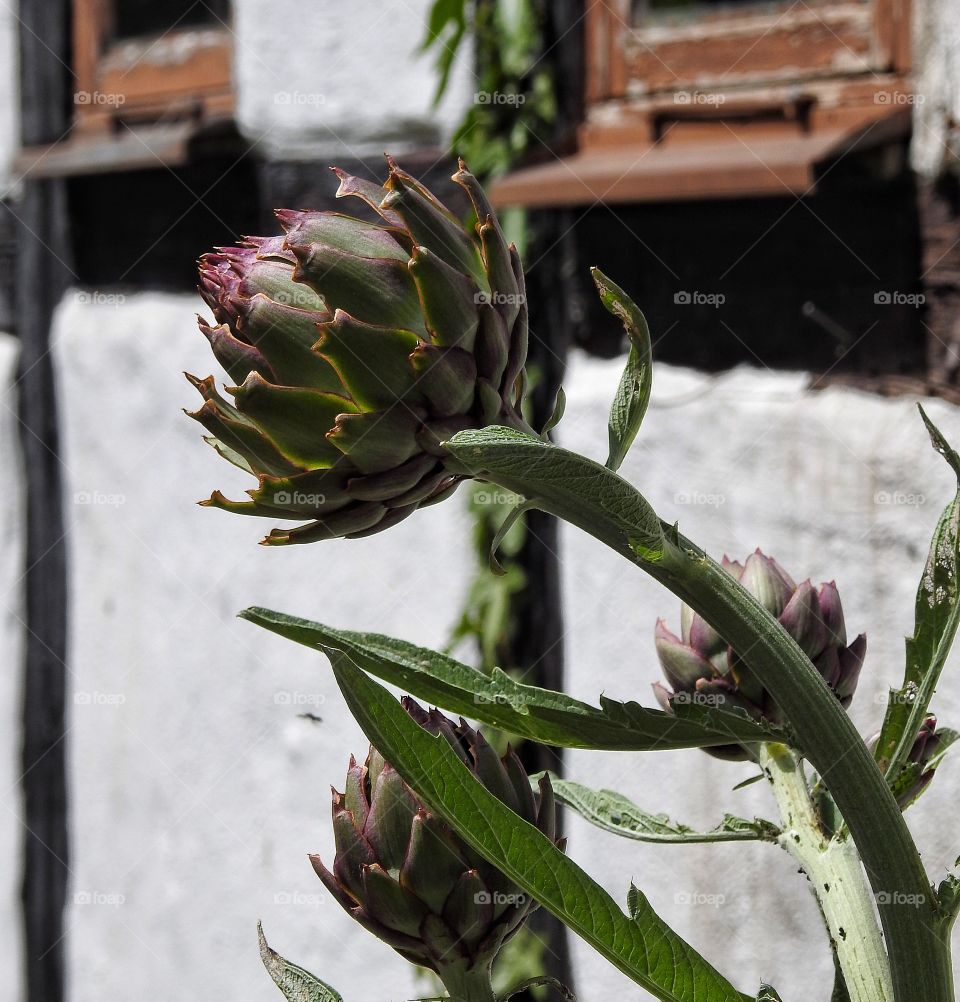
[16,0,74,1000]
[511,3,585,994]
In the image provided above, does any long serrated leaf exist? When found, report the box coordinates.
[875,406,960,780]
[258,923,343,1002]
[446,426,665,561]
[240,608,783,751]
[543,776,780,844]
[591,269,653,472]
[329,656,751,1002]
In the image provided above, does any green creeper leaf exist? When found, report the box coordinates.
[591,269,652,473]
[240,608,784,751]
[329,656,751,1002]
[542,776,780,844]
[875,406,960,781]
[258,923,343,1002]
[757,987,783,1002]
[445,426,665,561]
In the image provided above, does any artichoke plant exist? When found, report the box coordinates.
[653,550,865,759]
[312,699,557,995]
[870,714,944,810]
[188,157,529,545]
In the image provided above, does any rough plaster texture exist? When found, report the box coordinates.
[0,0,17,192]
[558,354,960,1001]
[0,334,24,1002]
[53,292,473,1002]
[232,0,473,160]
[912,0,960,177]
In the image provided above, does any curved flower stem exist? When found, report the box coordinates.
[474,448,953,1002]
[758,743,893,1002]
[646,537,951,1002]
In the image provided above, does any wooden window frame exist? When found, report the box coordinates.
[72,0,234,134]
[587,0,911,105]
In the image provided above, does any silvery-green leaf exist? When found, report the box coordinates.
[542,776,780,844]
[591,269,652,473]
[258,923,343,1002]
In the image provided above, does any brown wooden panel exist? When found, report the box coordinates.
[98,29,232,104]
[626,5,878,93]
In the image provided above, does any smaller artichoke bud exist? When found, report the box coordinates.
[654,550,866,760]
[311,699,559,990]
[870,716,943,809]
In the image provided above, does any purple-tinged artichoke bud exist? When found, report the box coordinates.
[654,549,866,760]
[186,157,529,545]
[311,699,558,987]
[869,716,943,809]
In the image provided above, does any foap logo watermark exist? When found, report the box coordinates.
[75,90,125,107]
[875,686,918,707]
[874,490,926,508]
[875,891,926,907]
[875,91,924,106]
[672,691,730,709]
[74,691,126,707]
[274,691,326,708]
[474,891,527,906]
[674,891,725,908]
[75,291,126,307]
[674,90,725,106]
[74,891,125,907]
[474,692,513,706]
[874,291,924,308]
[74,490,126,507]
[274,91,326,107]
[475,489,523,506]
[475,90,525,106]
[273,288,321,308]
[474,291,527,307]
[272,491,325,507]
[674,491,725,508]
[274,891,324,907]
[675,290,725,308]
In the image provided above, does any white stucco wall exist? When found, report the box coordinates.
[53,292,473,1002]
[558,355,960,1000]
[0,335,23,1002]
[911,0,960,177]
[232,0,473,159]
[0,0,18,192]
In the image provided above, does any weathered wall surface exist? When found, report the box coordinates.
[53,292,473,1002]
[0,0,17,191]
[558,355,960,1000]
[912,0,960,177]
[232,0,472,159]
[0,335,24,1002]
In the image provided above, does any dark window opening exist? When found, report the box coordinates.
[112,0,230,41]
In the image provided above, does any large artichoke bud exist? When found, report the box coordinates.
[187,157,529,545]
[653,550,865,760]
[311,699,558,990]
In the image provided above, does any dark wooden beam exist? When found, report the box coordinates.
[16,0,74,1000]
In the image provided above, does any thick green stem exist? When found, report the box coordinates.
[477,454,953,1002]
[648,538,952,1002]
[759,743,893,1002]
[440,964,497,1002]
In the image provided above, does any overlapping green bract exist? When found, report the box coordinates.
[188,157,528,545]
[654,550,865,760]
[311,699,557,981]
